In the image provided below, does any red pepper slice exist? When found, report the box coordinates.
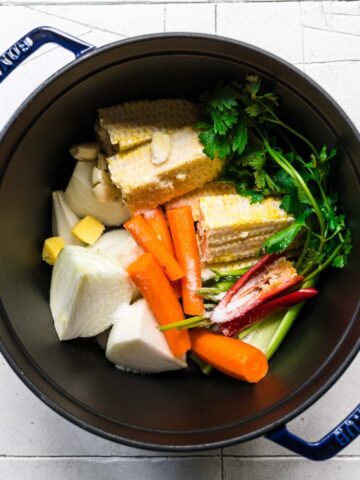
[219,288,318,337]
[211,254,304,327]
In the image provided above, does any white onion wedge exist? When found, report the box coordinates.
[52,191,83,246]
[64,161,130,226]
[50,246,135,341]
[88,229,143,268]
[106,299,187,373]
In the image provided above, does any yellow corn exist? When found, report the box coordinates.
[198,194,293,263]
[165,181,236,221]
[108,127,223,212]
[96,99,199,155]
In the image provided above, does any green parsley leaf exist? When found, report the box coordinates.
[204,83,238,112]
[231,116,248,154]
[238,188,265,204]
[254,169,267,189]
[261,210,311,254]
[244,75,261,99]
[245,103,268,118]
[332,229,352,268]
[210,108,238,135]
[199,129,231,160]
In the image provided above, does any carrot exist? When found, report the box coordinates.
[127,253,191,358]
[167,206,204,316]
[142,208,181,297]
[142,208,174,252]
[190,329,268,383]
[124,215,184,281]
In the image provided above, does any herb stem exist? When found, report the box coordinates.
[159,316,206,331]
[264,140,326,237]
[266,117,319,157]
[318,182,345,244]
[304,242,343,282]
[296,227,311,270]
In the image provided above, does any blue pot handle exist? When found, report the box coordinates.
[0,26,95,84]
[266,403,360,460]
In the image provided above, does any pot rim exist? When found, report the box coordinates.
[0,32,359,451]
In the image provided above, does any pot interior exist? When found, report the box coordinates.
[0,37,359,448]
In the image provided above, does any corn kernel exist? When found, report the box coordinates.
[72,216,105,245]
[42,236,65,265]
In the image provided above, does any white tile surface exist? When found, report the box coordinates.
[0,457,222,480]
[303,27,360,63]
[0,2,359,479]
[216,2,303,64]
[31,5,165,36]
[223,458,360,480]
[165,3,216,33]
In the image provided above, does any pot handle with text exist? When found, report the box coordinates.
[0,26,94,83]
[266,403,360,460]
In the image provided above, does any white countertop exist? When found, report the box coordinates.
[0,1,359,479]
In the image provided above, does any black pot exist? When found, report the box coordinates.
[0,27,359,459]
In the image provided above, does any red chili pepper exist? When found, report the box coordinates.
[211,254,304,328]
[219,288,318,337]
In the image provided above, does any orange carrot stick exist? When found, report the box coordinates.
[190,329,268,383]
[142,208,174,252]
[142,208,181,297]
[124,215,184,281]
[127,253,191,358]
[167,206,204,315]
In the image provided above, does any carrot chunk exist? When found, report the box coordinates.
[190,329,268,383]
[124,215,184,281]
[142,208,181,297]
[167,207,204,315]
[127,253,191,358]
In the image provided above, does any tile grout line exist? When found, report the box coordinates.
[303,23,360,39]
[0,454,360,459]
[220,449,224,480]
[3,0,358,5]
[26,5,128,38]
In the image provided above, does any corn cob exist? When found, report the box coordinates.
[198,195,293,263]
[96,99,199,156]
[108,127,223,212]
[165,181,236,221]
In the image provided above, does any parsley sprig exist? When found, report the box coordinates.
[197,77,352,281]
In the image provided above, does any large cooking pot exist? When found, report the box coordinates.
[0,27,359,459]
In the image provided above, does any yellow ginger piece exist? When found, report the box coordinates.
[42,237,65,265]
[72,216,105,245]
[108,127,223,212]
[198,194,294,263]
[96,99,199,155]
[166,181,236,221]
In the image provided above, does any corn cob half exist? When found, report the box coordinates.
[96,99,199,156]
[165,181,237,221]
[198,194,294,263]
[108,127,223,212]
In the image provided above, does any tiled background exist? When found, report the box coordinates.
[0,1,359,479]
